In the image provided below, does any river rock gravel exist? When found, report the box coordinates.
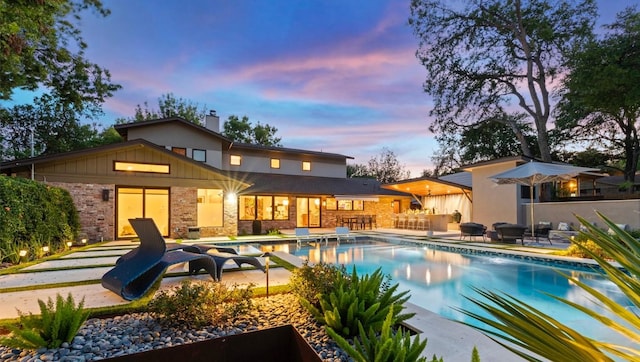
[0,293,351,362]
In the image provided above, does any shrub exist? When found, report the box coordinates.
[0,176,79,263]
[301,266,414,339]
[0,293,89,349]
[326,305,432,362]
[289,261,346,308]
[148,280,254,328]
[561,233,609,259]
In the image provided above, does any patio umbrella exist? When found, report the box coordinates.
[489,161,599,237]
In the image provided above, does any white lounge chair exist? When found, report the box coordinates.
[295,227,322,245]
[335,226,356,243]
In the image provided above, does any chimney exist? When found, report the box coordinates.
[204,110,220,132]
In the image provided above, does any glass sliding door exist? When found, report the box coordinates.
[296,197,321,228]
[117,187,169,238]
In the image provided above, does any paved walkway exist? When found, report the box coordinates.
[0,231,563,361]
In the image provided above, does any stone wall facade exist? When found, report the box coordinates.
[48,182,115,242]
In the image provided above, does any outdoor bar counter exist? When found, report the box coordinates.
[427,214,449,231]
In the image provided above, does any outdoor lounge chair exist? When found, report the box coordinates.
[295,227,322,245]
[460,222,487,241]
[189,250,265,280]
[335,226,356,243]
[495,224,528,245]
[101,218,218,301]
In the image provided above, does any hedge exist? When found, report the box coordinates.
[0,176,79,263]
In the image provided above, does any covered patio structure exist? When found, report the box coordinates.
[382,173,472,231]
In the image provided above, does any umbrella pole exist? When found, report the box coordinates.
[530,184,535,238]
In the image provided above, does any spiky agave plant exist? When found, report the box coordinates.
[457,212,640,361]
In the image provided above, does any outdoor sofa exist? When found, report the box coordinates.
[460,222,487,241]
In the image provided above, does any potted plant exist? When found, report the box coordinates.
[452,210,462,223]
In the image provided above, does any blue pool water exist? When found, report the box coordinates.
[281,239,635,348]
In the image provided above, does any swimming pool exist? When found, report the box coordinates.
[275,238,635,348]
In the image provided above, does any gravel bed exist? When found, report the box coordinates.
[0,294,351,362]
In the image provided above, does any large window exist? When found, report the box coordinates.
[114,161,169,174]
[117,187,169,237]
[239,195,289,220]
[337,199,364,211]
[197,189,223,227]
[270,158,280,169]
[302,161,311,171]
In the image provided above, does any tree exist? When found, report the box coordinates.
[116,93,207,125]
[554,148,612,170]
[0,95,113,161]
[0,0,120,111]
[365,148,410,183]
[347,163,372,178]
[222,115,282,147]
[555,7,640,184]
[428,113,537,175]
[409,0,597,162]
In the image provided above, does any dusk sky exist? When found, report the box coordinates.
[16,0,636,176]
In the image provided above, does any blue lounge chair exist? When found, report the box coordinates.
[101,218,218,301]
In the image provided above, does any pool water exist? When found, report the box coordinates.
[285,239,635,348]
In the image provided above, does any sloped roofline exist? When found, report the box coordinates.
[0,139,247,186]
[114,117,353,160]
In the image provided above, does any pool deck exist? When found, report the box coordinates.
[0,229,578,361]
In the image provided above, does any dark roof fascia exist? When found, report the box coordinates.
[228,172,409,197]
[461,155,537,170]
[231,142,353,160]
[383,175,471,191]
[113,117,233,149]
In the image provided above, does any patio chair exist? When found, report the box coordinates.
[101,218,218,301]
[189,250,266,280]
[295,227,322,245]
[495,224,528,245]
[334,226,356,243]
[460,222,487,241]
[525,221,553,244]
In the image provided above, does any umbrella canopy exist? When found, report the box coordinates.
[489,161,600,236]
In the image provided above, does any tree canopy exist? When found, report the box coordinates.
[115,93,208,125]
[409,0,597,162]
[555,7,640,183]
[348,148,410,183]
[222,115,282,147]
[0,0,120,112]
[0,95,117,161]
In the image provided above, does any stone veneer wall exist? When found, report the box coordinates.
[48,182,115,242]
[170,187,238,238]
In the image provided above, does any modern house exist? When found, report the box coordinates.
[1,114,411,241]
